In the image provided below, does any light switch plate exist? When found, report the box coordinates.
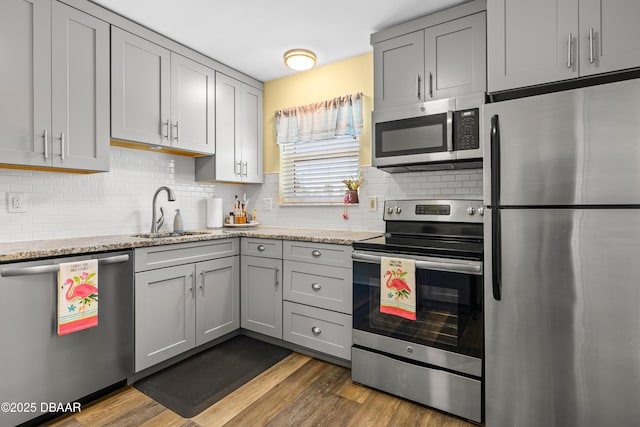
[8,192,26,213]
[368,196,377,212]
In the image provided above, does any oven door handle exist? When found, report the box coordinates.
[351,252,482,275]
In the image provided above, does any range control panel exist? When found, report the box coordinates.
[384,199,484,223]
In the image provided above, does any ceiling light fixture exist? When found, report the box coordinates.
[284,49,317,71]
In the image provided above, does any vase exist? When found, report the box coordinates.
[347,190,359,204]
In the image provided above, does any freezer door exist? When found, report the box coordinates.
[485,208,640,427]
[484,78,640,206]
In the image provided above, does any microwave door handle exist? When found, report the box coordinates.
[446,110,453,152]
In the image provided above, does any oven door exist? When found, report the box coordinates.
[352,251,483,377]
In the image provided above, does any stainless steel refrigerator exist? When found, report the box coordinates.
[484,78,640,427]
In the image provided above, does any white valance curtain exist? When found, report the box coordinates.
[275,93,363,144]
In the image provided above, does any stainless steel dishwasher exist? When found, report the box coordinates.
[0,251,133,426]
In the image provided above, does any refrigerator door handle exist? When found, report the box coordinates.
[490,115,501,207]
[492,208,502,301]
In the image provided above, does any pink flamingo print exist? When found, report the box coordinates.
[64,278,98,317]
[385,270,411,293]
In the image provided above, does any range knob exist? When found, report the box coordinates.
[478,207,485,216]
[386,206,394,215]
[395,207,402,214]
[467,206,476,215]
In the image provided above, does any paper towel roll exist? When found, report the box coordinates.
[206,197,223,228]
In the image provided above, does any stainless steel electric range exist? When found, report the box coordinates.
[351,199,484,423]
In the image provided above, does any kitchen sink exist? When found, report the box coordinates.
[131,231,211,239]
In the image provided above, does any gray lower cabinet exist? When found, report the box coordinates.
[134,240,239,372]
[241,256,282,339]
[0,0,109,171]
[111,27,215,154]
[488,0,640,92]
[282,241,353,360]
[373,11,486,109]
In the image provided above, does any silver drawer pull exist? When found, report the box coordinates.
[311,250,321,257]
[311,282,322,291]
[311,326,322,335]
[257,244,265,251]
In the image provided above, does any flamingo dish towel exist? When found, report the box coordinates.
[380,256,416,321]
[57,259,98,335]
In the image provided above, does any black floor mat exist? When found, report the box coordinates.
[134,335,292,418]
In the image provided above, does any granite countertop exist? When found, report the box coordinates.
[0,226,383,262]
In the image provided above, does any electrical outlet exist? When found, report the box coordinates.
[368,196,377,212]
[8,192,26,213]
[262,198,273,210]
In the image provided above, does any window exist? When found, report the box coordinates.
[279,136,360,204]
[275,93,363,205]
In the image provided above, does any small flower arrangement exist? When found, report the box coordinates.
[342,175,364,191]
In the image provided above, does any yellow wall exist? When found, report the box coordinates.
[263,52,373,173]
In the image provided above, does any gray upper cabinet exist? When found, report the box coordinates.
[214,72,263,183]
[488,0,640,92]
[0,0,109,171]
[111,28,215,154]
[374,31,425,109]
[111,27,170,147]
[373,11,486,110]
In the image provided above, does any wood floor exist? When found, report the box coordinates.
[45,353,476,427]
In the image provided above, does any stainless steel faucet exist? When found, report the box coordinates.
[150,186,176,233]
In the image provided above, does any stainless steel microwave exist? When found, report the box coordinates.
[372,95,484,172]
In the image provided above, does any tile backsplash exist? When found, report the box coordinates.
[0,147,482,243]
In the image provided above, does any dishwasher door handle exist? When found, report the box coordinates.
[352,252,482,275]
[0,254,130,277]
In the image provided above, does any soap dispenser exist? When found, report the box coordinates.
[173,209,184,233]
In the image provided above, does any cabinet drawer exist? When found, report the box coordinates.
[135,239,239,272]
[241,238,282,259]
[283,261,352,314]
[283,301,352,360]
[283,241,352,268]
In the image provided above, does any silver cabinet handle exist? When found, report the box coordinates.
[311,282,322,291]
[162,120,169,140]
[257,244,265,252]
[589,27,595,64]
[311,326,322,335]
[567,33,573,68]
[416,74,421,100]
[199,270,205,295]
[428,71,433,98]
[59,132,65,160]
[242,161,248,177]
[0,254,130,277]
[446,110,453,152]
[43,129,49,159]
[189,273,195,298]
[274,267,279,286]
[311,250,321,257]
[234,161,242,176]
[172,121,179,142]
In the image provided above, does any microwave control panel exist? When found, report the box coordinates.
[454,108,480,151]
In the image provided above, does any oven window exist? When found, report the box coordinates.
[375,113,447,157]
[353,260,483,358]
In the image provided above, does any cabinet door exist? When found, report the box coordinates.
[170,53,215,154]
[579,0,640,76]
[240,84,263,183]
[51,2,109,171]
[0,0,51,167]
[111,27,171,146]
[487,0,578,92]
[425,12,486,100]
[195,256,239,346]
[134,264,195,372]
[215,72,242,182]
[374,31,425,109]
[241,256,282,339]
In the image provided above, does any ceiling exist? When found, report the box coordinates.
[91,0,466,82]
